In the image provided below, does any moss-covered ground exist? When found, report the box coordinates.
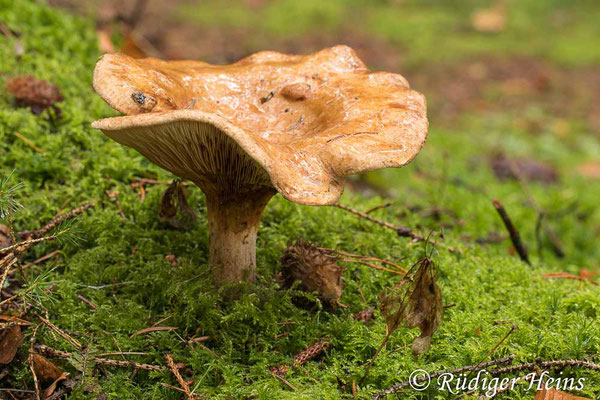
[1,1,599,399]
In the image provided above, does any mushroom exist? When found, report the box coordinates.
[92,45,428,285]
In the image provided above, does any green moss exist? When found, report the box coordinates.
[0,1,599,399]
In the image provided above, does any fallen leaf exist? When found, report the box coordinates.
[5,75,64,117]
[130,326,177,338]
[44,371,69,398]
[97,28,115,53]
[277,239,344,305]
[471,5,505,33]
[0,325,24,364]
[380,257,443,355]
[120,33,147,59]
[0,315,31,326]
[542,271,597,286]
[534,388,591,400]
[32,353,63,383]
[490,155,559,184]
[578,161,600,179]
[158,180,196,229]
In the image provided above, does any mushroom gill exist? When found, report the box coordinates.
[92,45,428,285]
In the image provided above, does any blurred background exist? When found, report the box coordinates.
[48,0,600,137]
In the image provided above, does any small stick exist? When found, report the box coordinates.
[107,191,126,220]
[165,353,194,400]
[507,160,564,258]
[535,212,544,260]
[365,202,394,214]
[319,247,407,273]
[12,132,45,153]
[131,178,191,186]
[77,294,97,310]
[0,257,17,298]
[35,344,164,372]
[29,324,42,400]
[97,351,148,357]
[270,370,298,390]
[491,199,530,265]
[0,235,60,255]
[466,322,518,379]
[20,249,61,270]
[36,314,82,350]
[0,279,44,307]
[490,359,600,376]
[332,204,461,254]
[19,202,94,240]
[341,258,405,276]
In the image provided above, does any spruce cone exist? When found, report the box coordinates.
[6,75,64,115]
[278,239,344,304]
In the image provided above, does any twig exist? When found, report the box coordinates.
[12,132,45,153]
[319,247,407,273]
[489,359,600,375]
[20,249,61,271]
[0,279,44,307]
[97,351,148,357]
[36,314,82,350]
[507,160,564,258]
[165,353,194,400]
[0,257,16,298]
[365,202,395,214]
[270,370,298,390]
[341,258,405,276]
[107,191,126,220]
[19,202,94,240]
[0,235,60,254]
[76,294,97,310]
[35,344,164,372]
[467,322,518,379]
[535,211,544,260]
[28,323,42,400]
[332,204,461,254]
[372,355,516,399]
[491,199,530,265]
[131,178,191,187]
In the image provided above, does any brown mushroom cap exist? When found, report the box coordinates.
[92,45,428,205]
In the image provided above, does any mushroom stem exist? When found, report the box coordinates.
[205,189,275,285]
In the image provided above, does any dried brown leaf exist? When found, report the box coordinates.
[158,180,196,229]
[534,388,591,400]
[578,161,600,179]
[97,28,115,54]
[471,6,505,33]
[405,258,443,355]
[31,353,63,383]
[0,325,24,364]
[120,33,147,59]
[278,239,344,304]
[44,372,69,398]
[380,257,443,355]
